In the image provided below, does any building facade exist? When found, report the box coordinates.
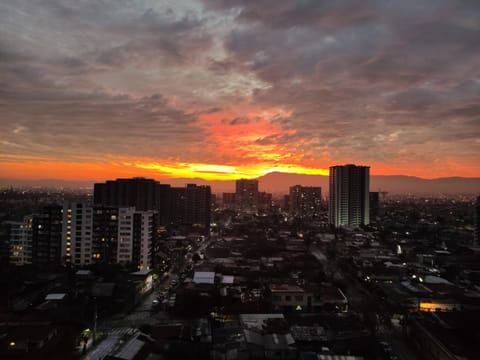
[92,206,119,264]
[93,177,160,211]
[369,191,380,222]
[31,205,63,268]
[170,184,211,232]
[61,203,93,267]
[7,216,33,266]
[117,207,156,269]
[235,179,259,212]
[329,164,370,227]
[289,185,322,218]
[475,195,480,246]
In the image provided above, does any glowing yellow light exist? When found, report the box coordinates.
[134,161,329,180]
[9,341,15,347]
[419,302,455,312]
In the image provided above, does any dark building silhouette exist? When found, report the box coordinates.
[0,223,10,268]
[329,164,370,227]
[289,185,322,218]
[92,206,119,264]
[94,178,211,234]
[283,194,290,212]
[222,193,236,208]
[170,184,211,232]
[31,205,63,269]
[258,191,273,210]
[94,177,171,224]
[93,177,160,211]
[369,192,380,222]
[475,195,480,246]
[185,184,211,230]
[235,179,259,211]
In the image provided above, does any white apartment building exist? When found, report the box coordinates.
[61,203,93,266]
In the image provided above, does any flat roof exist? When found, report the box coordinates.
[193,271,215,284]
[129,269,152,276]
[221,275,234,284]
[240,314,285,331]
[269,284,305,293]
[45,293,67,301]
[75,269,93,276]
[113,337,145,360]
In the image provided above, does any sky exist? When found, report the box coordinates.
[1,0,479,182]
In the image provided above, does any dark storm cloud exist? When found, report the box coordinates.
[221,116,250,125]
[201,0,480,167]
[1,0,479,176]
[203,0,377,29]
[0,0,215,162]
[1,78,204,161]
[89,10,212,68]
[0,0,212,72]
[255,132,306,146]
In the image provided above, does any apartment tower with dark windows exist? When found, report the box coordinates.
[235,179,259,212]
[475,195,480,246]
[31,205,63,269]
[369,191,380,222]
[289,185,322,218]
[94,177,171,224]
[170,184,211,233]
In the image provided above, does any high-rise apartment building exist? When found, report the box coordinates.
[117,208,157,269]
[93,177,160,211]
[329,164,370,227]
[7,215,33,266]
[184,184,211,231]
[31,205,63,268]
[235,179,259,211]
[61,203,93,266]
[369,192,380,222]
[170,184,211,232]
[475,195,480,246]
[70,204,157,269]
[92,206,119,264]
[289,185,322,218]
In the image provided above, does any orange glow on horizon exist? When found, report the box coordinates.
[0,158,329,183]
[1,155,478,184]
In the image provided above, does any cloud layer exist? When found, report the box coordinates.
[1,0,479,180]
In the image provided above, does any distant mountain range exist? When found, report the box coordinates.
[1,172,479,195]
[256,172,480,195]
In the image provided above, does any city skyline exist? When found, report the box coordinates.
[1,0,480,182]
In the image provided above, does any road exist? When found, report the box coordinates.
[82,328,137,360]
[82,235,212,359]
